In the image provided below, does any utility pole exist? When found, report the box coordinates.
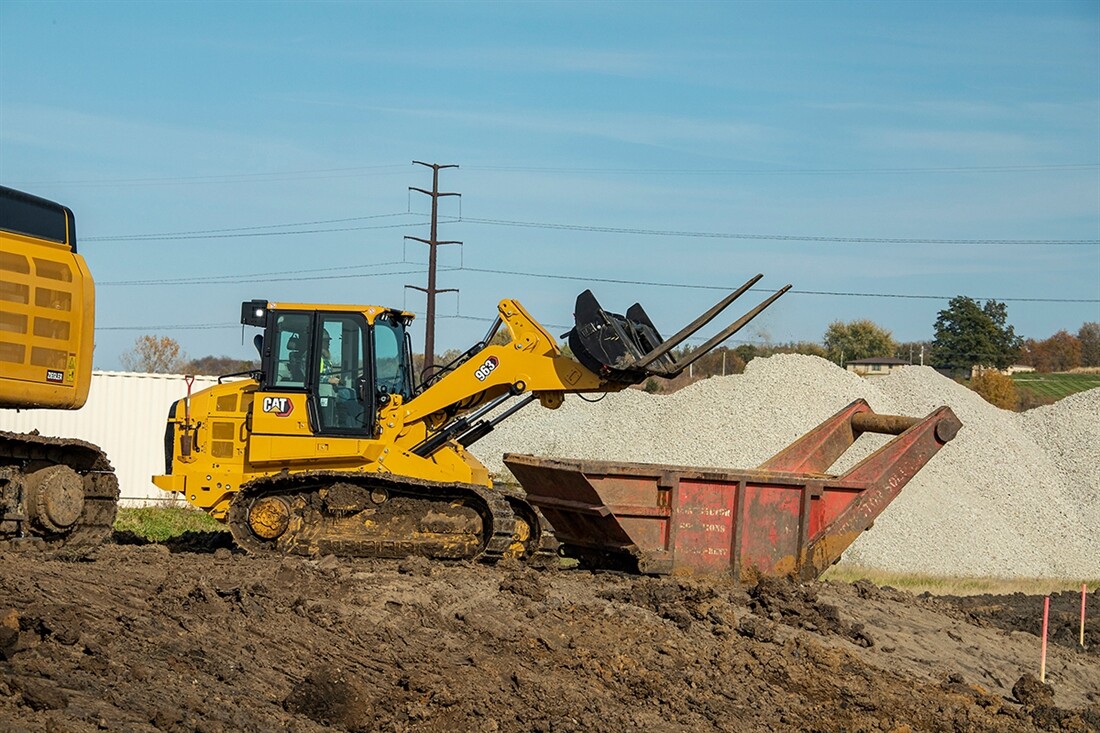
[406,161,460,372]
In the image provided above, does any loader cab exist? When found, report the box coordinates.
[243,300,415,437]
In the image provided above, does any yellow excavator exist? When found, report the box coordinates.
[0,186,119,549]
[154,277,790,561]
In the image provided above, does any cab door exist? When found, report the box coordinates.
[248,310,374,467]
[250,310,315,441]
[313,314,370,434]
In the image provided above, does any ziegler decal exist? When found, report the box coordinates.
[45,370,64,383]
[474,355,499,381]
[262,396,295,417]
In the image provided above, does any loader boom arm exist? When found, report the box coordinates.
[393,298,607,426]
[386,279,790,458]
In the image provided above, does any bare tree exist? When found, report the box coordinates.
[120,335,188,373]
[1078,322,1100,367]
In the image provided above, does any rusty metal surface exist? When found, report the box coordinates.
[507,399,962,581]
[850,411,922,436]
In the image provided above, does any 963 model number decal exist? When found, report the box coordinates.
[474,356,499,381]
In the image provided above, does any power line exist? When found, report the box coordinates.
[456,218,1100,246]
[86,212,419,240]
[98,323,239,332]
[18,162,1098,187]
[458,266,1099,303]
[14,164,410,188]
[96,260,1097,302]
[100,262,423,286]
[86,213,427,242]
[81,212,1099,246]
[464,163,1100,176]
[99,258,1096,307]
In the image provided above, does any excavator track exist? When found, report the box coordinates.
[0,430,120,552]
[227,470,554,563]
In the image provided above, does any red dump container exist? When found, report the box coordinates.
[505,399,961,581]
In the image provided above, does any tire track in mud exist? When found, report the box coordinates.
[1,545,1097,733]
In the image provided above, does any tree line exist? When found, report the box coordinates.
[118,335,259,376]
[117,297,1100,383]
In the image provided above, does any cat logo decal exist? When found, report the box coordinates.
[262,396,294,417]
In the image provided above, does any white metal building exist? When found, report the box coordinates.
[0,371,219,505]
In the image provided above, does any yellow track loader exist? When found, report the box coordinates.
[154,276,790,561]
[0,186,119,549]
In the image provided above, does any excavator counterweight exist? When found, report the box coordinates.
[0,187,119,551]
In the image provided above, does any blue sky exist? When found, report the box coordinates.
[2,0,1097,370]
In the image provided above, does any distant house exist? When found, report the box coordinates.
[845,357,910,377]
[971,364,1035,379]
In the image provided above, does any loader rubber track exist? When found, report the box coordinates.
[0,430,120,552]
[226,470,554,563]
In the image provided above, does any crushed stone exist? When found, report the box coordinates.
[472,354,1100,578]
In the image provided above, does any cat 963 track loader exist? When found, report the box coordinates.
[153,276,790,561]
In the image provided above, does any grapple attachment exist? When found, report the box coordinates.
[567,274,792,383]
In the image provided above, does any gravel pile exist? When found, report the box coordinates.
[472,354,1100,579]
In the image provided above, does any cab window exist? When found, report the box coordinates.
[373,315,411,402]
[314,315,368,432]
[271,313,312,389]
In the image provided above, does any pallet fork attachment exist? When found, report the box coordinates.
[567,274,792,383]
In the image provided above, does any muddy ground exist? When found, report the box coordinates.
[1,536,1097,733]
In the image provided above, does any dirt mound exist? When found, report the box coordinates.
[1,546,1097,732]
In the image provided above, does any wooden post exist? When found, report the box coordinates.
[1082,583,1088,649]
[1040,595,1050,682]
